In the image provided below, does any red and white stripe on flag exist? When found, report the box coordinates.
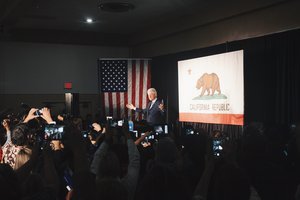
[101,59,151,120]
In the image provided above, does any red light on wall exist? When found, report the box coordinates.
[64,82,72,89]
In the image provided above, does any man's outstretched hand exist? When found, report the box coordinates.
[126,103,136,110]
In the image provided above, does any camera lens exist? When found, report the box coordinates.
[35,110,42,116]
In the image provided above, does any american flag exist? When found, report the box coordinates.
[99,59,151,119]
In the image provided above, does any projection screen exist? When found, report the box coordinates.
[178,50,244,125]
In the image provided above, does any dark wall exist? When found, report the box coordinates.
[0,41,129,94]
[152,29,300,126]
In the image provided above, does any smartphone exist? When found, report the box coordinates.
[81,130,89,138]
[130,130,138,139]
[118,120,124,126]
[212,139,223,157]
[64,168,73,191]
[153,124,168,135]
[44,124,65,140]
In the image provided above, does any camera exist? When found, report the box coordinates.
[81,130,99,140]
[44,124,65,140]
[35,109,43,116]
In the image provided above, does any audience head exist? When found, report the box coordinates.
[154,137,178,165]
[210,129,223,139]
[11,123,29,146]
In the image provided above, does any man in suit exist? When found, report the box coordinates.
[126,88,165,126]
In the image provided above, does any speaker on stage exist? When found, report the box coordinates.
[65,93,80,117]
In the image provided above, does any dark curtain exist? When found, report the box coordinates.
[151,28,300,136]
[270,31,300,124]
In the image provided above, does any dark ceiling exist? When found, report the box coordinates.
[0,0,288,46]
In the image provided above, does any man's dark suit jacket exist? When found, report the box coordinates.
[135,99,165,126]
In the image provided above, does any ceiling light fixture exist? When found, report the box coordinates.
[86,18,93,23]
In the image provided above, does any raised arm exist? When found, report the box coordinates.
[121,120,140,200]
[64,125,96,200]
[193,138,215,200]
[2,119,11,146]
[90,122,112,176]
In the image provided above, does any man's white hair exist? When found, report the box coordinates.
[147,88,157,96]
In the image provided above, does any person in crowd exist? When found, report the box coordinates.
[2,103,300,200]
[1,107,55,168]
[193,137,251,200]
[1,119,12,146]
[90,120,140,200]
[1,123,28,168]
[1,119,11,162]
[14,146,32,170]
[136,136,190,200]
[210,129,223,139]
[237,122,297,200]
[126,88,165,126]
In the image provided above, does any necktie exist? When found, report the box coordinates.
[149,101,154,109]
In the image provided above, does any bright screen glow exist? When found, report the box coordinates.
[178,50,244,125]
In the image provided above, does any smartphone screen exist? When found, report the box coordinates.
[212,139,223,157]
[81,130,89,138]
[154,124,168,135]
[44,124,65,140]
[118,120,124,126]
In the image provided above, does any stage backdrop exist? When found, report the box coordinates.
[178,50,244,125]
[99,59,151,119]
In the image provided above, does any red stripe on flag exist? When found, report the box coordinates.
[179,113,244,125]
[100,59,151,120]
[139,60,144,121]
[147,62,151,97]
[116,92,120,118]
[108,92,113,116]
[124,92,128,119]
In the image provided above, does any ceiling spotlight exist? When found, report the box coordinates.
[86,18,93,23]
